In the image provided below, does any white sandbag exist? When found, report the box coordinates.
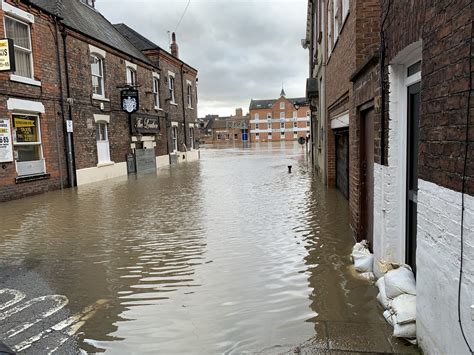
[373,258,397,279]
[391,294,416,324]
[384,266,416,299]
[383,309,396,326]
[359,271,375,282]
[376,277,391,309]
[352,241,373,273]
[393,321,416,339]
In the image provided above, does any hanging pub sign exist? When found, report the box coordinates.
[121,88,139,114]
[0,39,15,72]
[0,118,13,163]
[133,116,160,134]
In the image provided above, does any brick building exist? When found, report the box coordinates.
[0,0,199,200]
[202,108,249,144]
[0,1,68,202]
[249,90,310,142]
[305,0,474,352]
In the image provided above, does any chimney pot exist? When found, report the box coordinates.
[170,32,179,58]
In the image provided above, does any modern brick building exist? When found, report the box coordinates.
[0,0,199,200]
[249,90,310,142]
[203,108,250,144]
[305,0,474,352]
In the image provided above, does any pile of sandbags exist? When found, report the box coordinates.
[351,240,375,281]
[376,265,417,343]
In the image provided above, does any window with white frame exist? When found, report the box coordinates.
[255,132,260,139]
[96,121,111,164]
[267,112,272,119]
[306,110,310,117]
[268,132,272,139]
[187,82,193,108]
[126,67,137,86]
[281,132,285,139]
[280,122,285,129]
[12,114,45,176]
[189,127,194,149]
[280,102,285,110]
[168,73,176,104]
[172,126,178,152]
[342,0,349,21]
[293,122,298,128]
[5,16,33,79]
[294,132,298,139]
[153,76,160,109]
[254,113,259,120]
[280,112,285,119]
[293,111,297,118]
[91,54,104,97]
[256,123,259,130]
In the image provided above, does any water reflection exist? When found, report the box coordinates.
[0,143,385,354]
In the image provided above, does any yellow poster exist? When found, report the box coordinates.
[0,39,12,72]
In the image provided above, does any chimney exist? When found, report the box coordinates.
[170,32,179,58]
[235,108,243,117]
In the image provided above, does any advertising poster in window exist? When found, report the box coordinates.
[0,118,13,162]
[13,115,38,143]
[0,39,15,72]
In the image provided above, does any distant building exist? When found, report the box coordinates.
[249,90,310,142]
[199,109,249,144]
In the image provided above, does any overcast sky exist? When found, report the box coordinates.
[97,0,308,117]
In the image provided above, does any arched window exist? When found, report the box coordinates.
[91,54,104,97]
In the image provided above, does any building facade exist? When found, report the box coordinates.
[249,90,310,143]
[0,0,199,201]
[305,0,474,353]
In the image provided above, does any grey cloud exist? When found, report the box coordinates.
[97,0,308,115]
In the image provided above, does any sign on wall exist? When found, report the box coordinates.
[0,39,15,72]
[121,88,139,114]
[0,119,13,163]
[133,116,160,134]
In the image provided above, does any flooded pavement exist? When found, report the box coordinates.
[0,143,417,354]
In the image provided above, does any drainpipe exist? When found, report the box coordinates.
[60,28,77,187]
[54,19,64,190]
[180,63,187,149]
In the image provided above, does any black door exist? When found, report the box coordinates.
[360,108,374,246]
[406,82,421,273]
[335,130,349,200]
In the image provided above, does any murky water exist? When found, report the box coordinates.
[0,143,393,354]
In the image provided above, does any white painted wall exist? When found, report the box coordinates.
[76,162,127,186]
[416,179,474,354]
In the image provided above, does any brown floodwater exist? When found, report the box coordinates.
[0,143,389,354]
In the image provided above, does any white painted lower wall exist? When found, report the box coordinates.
[416,179,474,354]
[76,162,127,186]
[156,155,170,168]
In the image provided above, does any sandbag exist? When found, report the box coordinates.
[393,321,416,338]
[373,258,397,279]
[359,271,375,282]
[384,266,416,299]
[376,277,391,309]
[391,294,416,324]
[383,309,396,326]
[352,241,373,273]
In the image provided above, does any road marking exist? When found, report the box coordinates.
[0,289,26,311]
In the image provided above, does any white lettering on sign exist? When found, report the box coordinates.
[66,120,73,133]
[0,39,12,72]
[0,118,13,163]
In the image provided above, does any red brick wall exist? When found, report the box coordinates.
[383,0,473,194]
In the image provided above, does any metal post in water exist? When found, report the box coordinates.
[288,165,292,173]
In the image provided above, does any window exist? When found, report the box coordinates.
[254,113,259,120]
[172,126,178,152]
[255,133,260,140]
[126,67,137,86]
[293,122,298,128]
[307,121,310,127]
[12,114,45,176]
[268,132,272,139]
[256,123,259,130]
[280,122,285,129]
[91,54,104,97]
[306,110,310,117]
[267,113,272,119]
[294,132,298,139]
[280,112,285,119]
[280,102,285,110]
[281,133,285,139]
[342,0,349,22]
[187,83,193,108]
[5,16,33,79]
[189,127,194,149]
[96,121,111,164]
[293,111,297,118]
[153,77,160,109]
[333,0,339,41]
[168,73,176,104]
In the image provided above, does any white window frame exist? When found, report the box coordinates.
[153,74,161,109]
[254,113,259,120]
[280,122,285,129]
[333,0,339,42]
[280,112,285,119]
[172,126,178,152]
[186,80,193,108]
[293,111,297,118]
[266,112,272,119]
[12,113,46,176]
[255,132,260,140]
[91,54,105,99]
[342,0,349,23]
[4,15,35,81]
[168,71,176,104]
[189,127,194,149]
[280,102,285,110]
[126,66,137,86]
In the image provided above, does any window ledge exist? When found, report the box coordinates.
[92,95,110,102]
[154,107,163,111]
[170,102,178,106]
[97,161,115,168]
[16,173,50,184]
[10,75,41,87]
[187,106,194,110]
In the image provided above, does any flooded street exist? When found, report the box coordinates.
[0,143,414,354]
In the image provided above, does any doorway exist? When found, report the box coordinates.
[360,107,374,246]
[406,82,420,273]
[335,129,349,199]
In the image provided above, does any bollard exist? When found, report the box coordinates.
[288,165,292,173]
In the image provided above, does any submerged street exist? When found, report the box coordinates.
[0,144,416,354]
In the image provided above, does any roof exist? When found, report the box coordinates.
[30,0,151,65]
[114,23,198,72]
[249,97,308,110]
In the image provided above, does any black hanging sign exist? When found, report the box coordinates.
[121,88,139,114]
[0,39,15,72]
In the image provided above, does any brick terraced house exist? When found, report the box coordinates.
[304,0,473,353]
[0,0,199,200]
[249,89,310,143]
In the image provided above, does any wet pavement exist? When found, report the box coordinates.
[0,143,418,354]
